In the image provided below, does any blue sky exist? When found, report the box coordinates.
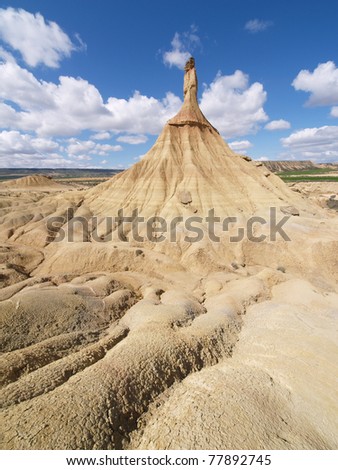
[0,0,337,168]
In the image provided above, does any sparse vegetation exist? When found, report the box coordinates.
[278,168,337,176]
[276,167,338,183]
[280,175,338,182]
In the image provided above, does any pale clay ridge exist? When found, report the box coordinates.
[0,58,338,450]
[0,174,69,190]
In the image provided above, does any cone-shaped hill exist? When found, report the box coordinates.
[1,59,338,452]
[1,174,68,190]
[85,58,310,220]
[0,59,336,280]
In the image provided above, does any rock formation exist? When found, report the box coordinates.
[0,174,69,190]
[84,58,312,222]
[0,59,337,450]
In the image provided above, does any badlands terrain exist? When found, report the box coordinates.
[0,59,338,450]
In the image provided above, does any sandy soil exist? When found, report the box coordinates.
[0,62,337,450]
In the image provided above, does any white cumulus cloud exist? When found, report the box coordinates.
[91,131,111,140]
[0,131,125,168]
[244,19,273,33]
[66,139,95,155]
[0,130,75,167]
[280,126,338,163]
[67,139,122,156]
[0,101,18,128]
[94,143,122,153]
[0,60,183,136]
[105,91,182,134]
[0,45,16,63]
[330,106,338,118]
[163,26,200,69]
[265,119,291,131]
[73,155,92,161]
[0,61,55,110]
[200,70,268,138]
[292,61,338,115]
[0,130,59,156]
[228,140,253,152]
[116,134,148,145]
[0,7,80,68]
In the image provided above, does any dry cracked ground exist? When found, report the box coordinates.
[0,181,338,450]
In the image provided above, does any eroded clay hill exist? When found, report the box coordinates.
[0,58,337,450]
[85,59,311,220]
[0,174,70,190]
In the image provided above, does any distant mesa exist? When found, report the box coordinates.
[263,160,315,172]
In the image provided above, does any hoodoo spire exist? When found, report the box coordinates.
[83,57,309,221]
[168,57,217,131]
